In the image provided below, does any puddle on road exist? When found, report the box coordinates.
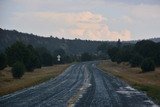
[116,86,159,107]
[116,86,143,97]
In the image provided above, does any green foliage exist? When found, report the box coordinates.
[134,84,160,104]
[135,40,157,58]
[41,52,53,66]
[120,45,133,62]
[53,48,66,64]
[130,53,143,67]
[25,45,41,71]
[141,58,155,72]
[54,48,66,56]
[154,43,160,66]
[97,43,109,54]
[63,55,73,63]
[5,41,30,67]
[81,52,92,61]
[6,42,41,71]
[107,40,159,71]
[11,61,25,79]
[107,45,133,63]
[108,47,119,62]
[0,53,7,70]
[97,43,110,60]
[52,48,73,64]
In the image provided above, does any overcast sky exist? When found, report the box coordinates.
[0,0,160,41]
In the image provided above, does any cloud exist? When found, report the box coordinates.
[130,4,160,20]
[106,0,160,5]
[11,11,131,41]
[1,0,160,40]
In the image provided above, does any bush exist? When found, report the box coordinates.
[141,58,155,72]
[42,53,53,66]
[6,42,42,71]
[0,53,7,70]
[108,47,119,62]
[5,41,30,67]
[135,40,157,58]
[26,45,41,71]
[81,53,92,61]
[11,61,25,79]
[130,53,143,67]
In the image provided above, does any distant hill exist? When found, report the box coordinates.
[125,38,160,44]
[0,28,159,54]
[0,28,106,54]
[149,38,160,43]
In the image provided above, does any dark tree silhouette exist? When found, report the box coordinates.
[141,58,155,72]
[11,61,25,79]
[81,52,92,61]
[41,52,53,66]
[0,53,7,70]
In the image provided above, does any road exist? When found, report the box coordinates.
[0,62,158,107]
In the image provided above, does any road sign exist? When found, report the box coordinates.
[57,55,61,61]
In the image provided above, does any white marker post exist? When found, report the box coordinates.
[57,55,61,62]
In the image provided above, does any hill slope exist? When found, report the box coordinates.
[0,28,104,54]
[0,28,159,54]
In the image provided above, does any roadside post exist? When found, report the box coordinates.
[57,55,61,63]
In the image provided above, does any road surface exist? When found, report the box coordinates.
[0,62,158,107]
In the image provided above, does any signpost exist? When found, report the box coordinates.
[57,55,61,62]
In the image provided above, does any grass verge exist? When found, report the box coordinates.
[0,64,70,96]
[98,60,160,105]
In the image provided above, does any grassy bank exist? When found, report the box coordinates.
[98,60,160,104]
[0,64,70,96]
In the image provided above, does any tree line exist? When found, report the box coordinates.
[1,40,159,79]
[106,40,160,72]
[0,42,75,78]
[0,41,99,79]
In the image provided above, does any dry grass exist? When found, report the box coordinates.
[0,64,70,96]
[98,60,160,104]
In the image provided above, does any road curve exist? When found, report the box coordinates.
[0,62,158,107]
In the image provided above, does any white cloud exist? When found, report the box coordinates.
[1,0,159,40]
[11,11,131,41]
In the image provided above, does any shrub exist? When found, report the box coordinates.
[26,45,41,71]
[130,53,143,67]
[5,41,30,67]
[135,40,157,58]
[11,61,25,79]
[42,53,53,66]
[141,58,155,72]
[108,47,119,62]
[0,53,7,70]
[81,52,92,61]
[6,42,42,71]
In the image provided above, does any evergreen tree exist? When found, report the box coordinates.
[141,58,155,72]
[12,61,25,79]
[5,41,30,67]
[42,52,53,66]
[0,53,7,70]
[130,53,143,67]
[81,52,92,61]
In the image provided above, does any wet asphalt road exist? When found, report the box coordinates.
[0,62,158,107]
